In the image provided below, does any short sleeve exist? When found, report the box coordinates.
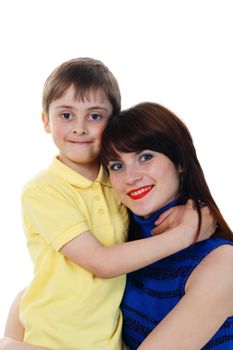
[22,184,89,251]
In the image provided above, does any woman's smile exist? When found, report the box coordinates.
[127,185,154,200]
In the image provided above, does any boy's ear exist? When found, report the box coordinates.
[42,112,51,133]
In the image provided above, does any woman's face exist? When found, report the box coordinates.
[108,150,180,218]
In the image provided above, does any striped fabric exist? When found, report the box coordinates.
[121,204,233,349]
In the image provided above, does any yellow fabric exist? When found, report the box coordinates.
[20,157,128,350]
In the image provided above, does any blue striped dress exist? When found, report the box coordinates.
[121,202,233,349]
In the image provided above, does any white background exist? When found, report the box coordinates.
[0,0,232,334]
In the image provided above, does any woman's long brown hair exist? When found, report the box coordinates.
[101,102,232,241]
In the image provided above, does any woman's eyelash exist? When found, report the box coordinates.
[140,153,154,161]
[108,163,123,171]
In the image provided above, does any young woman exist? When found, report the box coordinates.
[100,102,233,350]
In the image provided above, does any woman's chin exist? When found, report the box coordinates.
[131,207,154,218]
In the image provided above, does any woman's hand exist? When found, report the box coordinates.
[0,337,48,350]
[152,200,216,243]
[0,337,12,350]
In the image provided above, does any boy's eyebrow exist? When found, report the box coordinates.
[54,105,109,111]
[87,106,110,112]
[55,105,75,109]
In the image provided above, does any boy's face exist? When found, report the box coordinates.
[42,86,113,177]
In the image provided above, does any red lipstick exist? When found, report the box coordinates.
[127,185,154,200]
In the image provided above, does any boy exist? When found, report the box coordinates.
[1,58,213,350]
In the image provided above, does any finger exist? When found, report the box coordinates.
[151,220,170,235]
[154,207,175,225]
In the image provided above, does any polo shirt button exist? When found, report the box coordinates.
[95,195,101,201]
[99,208,104,214]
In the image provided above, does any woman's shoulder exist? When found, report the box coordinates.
[206,242,233,269]
[203,242,233,267]
[187,237,233,257]
[189,240,233,279]
[186,243,233,302]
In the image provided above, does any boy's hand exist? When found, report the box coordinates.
[151,200,216,242]
[152,206,184,235]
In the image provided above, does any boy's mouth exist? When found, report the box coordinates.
[127,185,154,200]
[68,140,92,144]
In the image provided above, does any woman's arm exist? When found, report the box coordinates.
[0,290,48,350]
[4,290,25,341]
[60,201,214,278]
[137,244,233,350]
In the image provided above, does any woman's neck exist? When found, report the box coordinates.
[133,197,186,226]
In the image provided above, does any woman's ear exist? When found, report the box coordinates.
[178,166,184,193]
[178,164,183,174]
[42,111,51,133]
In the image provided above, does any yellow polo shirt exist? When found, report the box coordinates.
[20,157,128,350]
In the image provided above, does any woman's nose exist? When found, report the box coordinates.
[125,167,143,184]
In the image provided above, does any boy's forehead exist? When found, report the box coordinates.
[62,85,107,102]
[50,85,113,111]
[80,88,109,104]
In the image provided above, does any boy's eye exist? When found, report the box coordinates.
[108,162,123,171]
[139,153,154,162]
[89,113,102,121]
[61,113,72,120]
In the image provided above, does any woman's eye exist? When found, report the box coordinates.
[108,163,123,171]
[89,113,102,121]
[140,153,153,162]
[61,113,72,120]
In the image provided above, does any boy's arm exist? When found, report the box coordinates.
[151,201,215,238]
[60,201,212,278]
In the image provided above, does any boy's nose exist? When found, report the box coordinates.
[73,127,88,135]
[72,120,88,135]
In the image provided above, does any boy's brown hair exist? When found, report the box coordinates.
[42,57,121,115]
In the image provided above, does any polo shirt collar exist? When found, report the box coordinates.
[48,157,111,188]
